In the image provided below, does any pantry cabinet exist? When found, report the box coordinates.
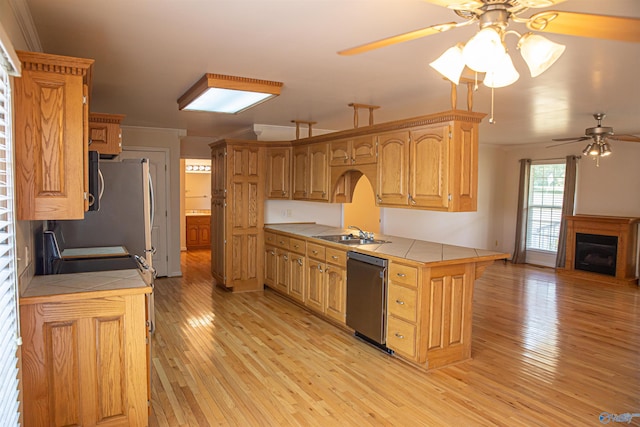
[210,140,264,292]
[88,112,125,157]
[14,50,94,220]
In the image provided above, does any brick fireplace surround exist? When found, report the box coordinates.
[558,215,639,285]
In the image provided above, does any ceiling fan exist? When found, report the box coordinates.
[548,113,640,164]
[338,0,640,57]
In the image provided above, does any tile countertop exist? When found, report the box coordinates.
[265,223,510,266]
[20,269,153,305]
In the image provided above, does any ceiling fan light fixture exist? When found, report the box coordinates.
[588,143,601,156]
[483,52,520,88]
[582,143,594,156]
[600,142,612,156]
[462,27,506,73]
[429,44,466,84]
[517,33,566,77]
[177,73,283,114]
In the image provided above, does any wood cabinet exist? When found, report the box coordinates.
[386,262,420,361]
[186,215,211,249]
[329,135,377,167]
[210,140,264,292]
[376,121,478,212]
[292,142,329,201]
[265,146,291,199]
[324,247,347,324]
[88,112,125,157]
[306,242,326,313]
[14,50,94,220]
[20,292,149,426]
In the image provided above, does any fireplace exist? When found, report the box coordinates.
[559,215,639,285]
[574,233,618,276]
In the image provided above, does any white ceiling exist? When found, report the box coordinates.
[24,0,640,148]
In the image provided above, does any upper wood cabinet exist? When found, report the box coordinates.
[88,112,125,157]
[14,51,94,220]
[265,146,291,199]
[292,142,329,201]
[376,119,479,212]
[329,135,377,167]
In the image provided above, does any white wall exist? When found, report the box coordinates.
[122,126,184,277]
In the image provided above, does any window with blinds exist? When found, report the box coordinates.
[0,36,21,425]
[526,161,566,253]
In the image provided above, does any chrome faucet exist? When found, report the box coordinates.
[348,225,373,240]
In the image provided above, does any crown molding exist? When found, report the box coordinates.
[8,0,42,52]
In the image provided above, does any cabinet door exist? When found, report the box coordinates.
[88,113,125,156]
[329,139,351,166]
[211,146,226,198]
[275,249,290,294]
[226,146,264,292]
[409,125,450,209]
[266,147,291,199]
[351,135,377,165]
[308,142,329,201]
[199,222,211,245]
[292,145,308,199]
[325,263,346,324]
[306,260,325,312]
[211,199,226,284]
[376,131,410,206]
[289,254,306,303]
[20,295,148,427]
[14,65,87,220]
[186,222,200,247]
[264,246,277,288]
[449,120,478,212]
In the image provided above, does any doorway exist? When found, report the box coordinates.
[343,176,380,233]
[184,159,212,251]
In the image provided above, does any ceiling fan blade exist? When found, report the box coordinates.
[338,21,461,56]
[610,134,640,142]
[420,0,483,10]
[514,0,569,8]
[527,11,640,42]
[551,136,590,142]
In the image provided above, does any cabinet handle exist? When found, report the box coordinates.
[408,194,416,205]
[297,258,303,266]
[395,300,405,305]
[322,191,326,197]
[282,191,287,196]
[331,255,339,260]
[270,250,275,255]
[351,157,356,163]
[395,333,405,339]
[376,194,383,203]
[312,250,318,255]
[317,263,323,273]
[279,240,285,245]
[397,273,406,277]
[283,255,288,261]
[294,245,300,249]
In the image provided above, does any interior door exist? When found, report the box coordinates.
[120,149,169,277]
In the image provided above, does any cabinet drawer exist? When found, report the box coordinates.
[265,231,277,245]
[274,235,290,250]
[187,215,210,225]
[307,242,326,260]
[389,263,418,287]
[289,237,306,254]
[387,316,417,359]
[325,247,347,266]
[388,284,418,323]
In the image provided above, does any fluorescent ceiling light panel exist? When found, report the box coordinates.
[178,73,283,114]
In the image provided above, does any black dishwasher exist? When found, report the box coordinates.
[346,251,390,351]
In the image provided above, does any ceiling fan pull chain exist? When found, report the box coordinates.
[489,86,496,124]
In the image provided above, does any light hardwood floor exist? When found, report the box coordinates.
[149,250,640,426]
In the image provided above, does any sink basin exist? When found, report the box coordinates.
[313,234,389,246]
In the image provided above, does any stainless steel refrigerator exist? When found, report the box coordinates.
[57,158,154,272]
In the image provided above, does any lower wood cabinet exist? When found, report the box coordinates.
[186,215,211,249]
[20,293,149,427]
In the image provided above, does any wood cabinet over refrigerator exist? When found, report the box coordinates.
[88,112,125,157]
[210,139,265,292]
[14,50,94,220]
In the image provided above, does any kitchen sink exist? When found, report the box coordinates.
[313,234,390,246]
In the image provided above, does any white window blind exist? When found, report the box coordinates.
[0,39,21,426]
[526,161,566,253]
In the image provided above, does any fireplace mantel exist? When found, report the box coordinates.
[558,215,639,285]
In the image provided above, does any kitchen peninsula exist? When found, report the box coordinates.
[264,223,509,370]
